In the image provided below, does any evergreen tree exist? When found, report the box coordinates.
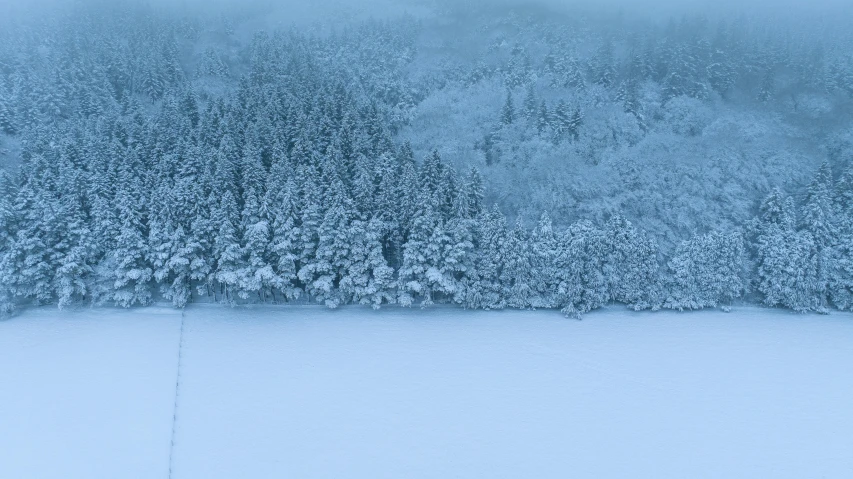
[466,206,507,310]
[568,108,583,141]
[99,188,153,307]
[757,228,824,312]
[238,188,279,301]
[565,58,586,90]
[536,100,550,134]
[754,189,825,312]
[296,170,324,297]
[501,90,515,126]
[552,100,570,140]
[592,41,616,88]
[6,178,59,306]
[802,163,836,247]
[602,215,659,309]
[707,48,736,97]
[399,209,440,306]
[213,191,243,304]
[0,88,16,135]
[266,172,302,302]
[555,221,608,317]
[53,183,94,309]
[530,213,559,309]
[830,166,853,309]
[148,185,195,308]
[0,173,18,314]
[303,179,352,307]
[664,231,746,310]
[522,83,537,121]
[801,163,837,310]
[501,219,534,309]
[442,218,476,304]
[339,218,395,308]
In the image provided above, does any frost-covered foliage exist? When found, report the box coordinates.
[664,231,746,311]
[0,1,852,317]
[400,2,853,250]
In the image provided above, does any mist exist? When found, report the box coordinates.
[2,0,852,19]
[2,2,853,477]
[1,0,852,313]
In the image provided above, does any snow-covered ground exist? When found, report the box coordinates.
[0,307,182,479]
[2,306,852,478]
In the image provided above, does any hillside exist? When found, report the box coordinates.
[1,0,852,315]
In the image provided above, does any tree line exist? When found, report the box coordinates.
[1,79,851,314]
[0,2,852,316]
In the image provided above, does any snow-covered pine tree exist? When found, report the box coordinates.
[184,155,218,298]
[501,218,534,309]
[802,163,836,246]
[351,151,379,215]
[800,163,836,310]
[98,187,154,308]
[707,48,736,97]
[536,100,550,134]
[551,100,570,141]
[830,165,853,309]
[212,190,243,304]
[188,189,217,298]
[465,205,507,310]
[501,90,515,126]
[565,58,586,90]
[389,151,420,266]
[0,87,16,135]
[339,218,395,308]
[568,108,583,142]
[52,171,94,309]
[0,172,18,314]
[602,215,660,309]
[523,83,537,121]
[419,149,445,211]
[422,217,468,303]
[266,164,302,302]
[442,218,476,304]
[755,189,825,312]
[664,230,746,311]
[465,167,485,219]
[238,187,279,302]
[303,178,352,307]
[5,167,59,306]
[757,228,824,312]
[530,213,559,309]
[591,40,616,88]
[87,146,120,260]
[437,164,460,220]
[554,220,608,317]
[398,208,441,307]
[296,168,324,299]
[148,185,195,308]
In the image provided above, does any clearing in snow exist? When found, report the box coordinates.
[1,305,852,478]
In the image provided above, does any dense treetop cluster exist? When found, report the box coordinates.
[0,1,851,315]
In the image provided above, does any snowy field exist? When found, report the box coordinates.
[2,306,853,479]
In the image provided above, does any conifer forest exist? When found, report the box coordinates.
[1,0,853,317]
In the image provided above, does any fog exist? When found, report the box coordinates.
[1,0,852,315]
[2,7,853,479]
[2,0,852,20]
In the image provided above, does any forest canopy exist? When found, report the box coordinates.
[0,0,852,315]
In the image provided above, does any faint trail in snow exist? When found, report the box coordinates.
[168,309,186,479]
